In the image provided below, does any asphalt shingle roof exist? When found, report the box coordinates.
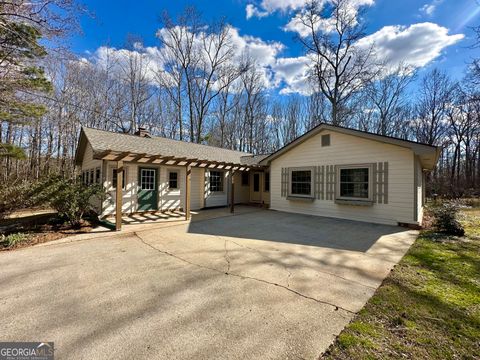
[81,127,262,165]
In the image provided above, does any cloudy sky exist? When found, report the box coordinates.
[72,0,480,96]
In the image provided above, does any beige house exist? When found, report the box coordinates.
[75,124,440,229]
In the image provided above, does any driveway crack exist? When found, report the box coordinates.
[134,232,355,315]
[226,238,293,288]
[224,238,375,291]
[224,239,231,274]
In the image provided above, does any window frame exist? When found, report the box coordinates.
[209,170,224,193]
[241,171,249,186]
[288,167,314,198]
[95,168,101,184]
[336,164,373,202]
[264,172,270,192]
[111,167,127,191]
[168,170,179,190]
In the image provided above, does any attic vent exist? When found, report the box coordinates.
[321,134,330,147]
[135,127,151,138]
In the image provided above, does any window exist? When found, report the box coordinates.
[290,169,312,197]
[112,168,126,190]
[90,169,94,184]
[95,168,101,184]
[82,171,86,185]
[209,171,223,192]
[264,172,270,192]
[338,167,370,200]
[253,173,260,192]
[321,134,330,146]
[168,171,178,189]
[241,172,249,186]
[140,169,155,190]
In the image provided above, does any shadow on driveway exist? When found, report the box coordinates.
[188,209,406,252]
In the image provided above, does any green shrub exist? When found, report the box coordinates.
[0,232,30,248]
[32,176,104,228]
[428,201,465,236]
[0,182,33,219]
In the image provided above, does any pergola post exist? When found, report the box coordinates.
[185,164,191,220]
[115,160,123,231]
[230,170,235,213]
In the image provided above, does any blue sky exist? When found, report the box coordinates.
[70,0,480,95]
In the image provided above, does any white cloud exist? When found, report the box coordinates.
[89,44,164,84]
[245,4,269,19]
[272,56,313,94]
[82,20,463,97]
[283,0,374,37]
[419,0,442,17]
[356,22,464,70]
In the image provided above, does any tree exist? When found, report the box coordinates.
[296,0,377,125]
[413,69,454,146]
[365,64,415,136]
[0,0,82,164]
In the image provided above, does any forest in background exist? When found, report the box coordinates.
[1,0,479,197]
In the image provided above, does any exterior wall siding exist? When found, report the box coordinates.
[270,131,416,225]
[100,162,205,216]
[415,156,424,224]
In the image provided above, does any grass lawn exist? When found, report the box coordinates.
[323,209,480,359]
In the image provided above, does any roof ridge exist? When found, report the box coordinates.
[82,126,251,156]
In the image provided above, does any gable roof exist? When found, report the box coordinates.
[75,127,255,166]
[259,123,441,170]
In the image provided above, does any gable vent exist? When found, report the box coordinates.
[321,134,330,147]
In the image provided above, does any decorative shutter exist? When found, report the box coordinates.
[325,165,336,200]
[315,166,325,200]
[373,162,388,204]
[383,162,388,204]
[281,168,288,197]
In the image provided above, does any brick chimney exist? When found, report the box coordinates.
[135,127,151,138]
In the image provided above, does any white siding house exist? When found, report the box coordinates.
[75,124,439,226]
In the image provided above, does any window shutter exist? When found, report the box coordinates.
[281,168,287,197]
[315,166,325,200]
[373,162,388,204]
[325,165,335,200]
[383,162,388,204]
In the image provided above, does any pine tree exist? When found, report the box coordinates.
[0,2,53,158]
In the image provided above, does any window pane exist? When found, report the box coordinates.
[113,169,125,189]
[291,170,311,196]
[253,173,259,192]
[140,169,155,190]
[241,172,249,186]
[339,168,369,199]
[169,172,178,189]
[210,171,223,192]
[264,172,270,192]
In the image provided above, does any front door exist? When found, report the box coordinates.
[138,167,158,211]
[250,172,262,203]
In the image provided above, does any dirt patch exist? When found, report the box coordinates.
[1,220,95,251]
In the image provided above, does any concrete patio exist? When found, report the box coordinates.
[0,207,418,359]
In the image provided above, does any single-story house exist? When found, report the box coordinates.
[74,124,440,230]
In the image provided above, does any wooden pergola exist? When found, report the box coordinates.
[93,150,266,231]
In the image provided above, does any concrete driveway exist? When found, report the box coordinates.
[0,208,417,359]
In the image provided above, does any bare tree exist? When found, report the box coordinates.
[413,69,454,146]
[297,0,378,125]
[365,64,415,136]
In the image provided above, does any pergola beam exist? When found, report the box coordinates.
[185,164,191,220]
[115,160,124,231]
